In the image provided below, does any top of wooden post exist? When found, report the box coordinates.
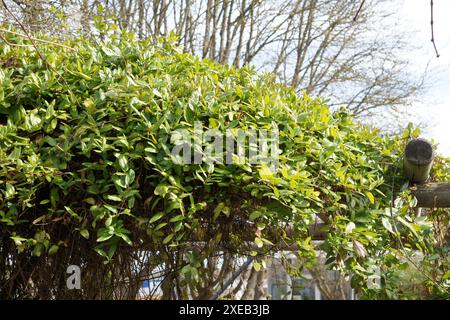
[404,138,435,184]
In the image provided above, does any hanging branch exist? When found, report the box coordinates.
[353,0,365,22]
[430,0,440,57]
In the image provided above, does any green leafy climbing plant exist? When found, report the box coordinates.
[0,26,448,299]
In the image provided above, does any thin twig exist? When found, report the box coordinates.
[0,27,76,51]
[430,0,440,57]
[353,0,366,22]
[0,31,33,47]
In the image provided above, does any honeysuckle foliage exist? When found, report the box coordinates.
[0,29,448,299]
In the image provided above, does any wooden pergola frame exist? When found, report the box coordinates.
[299,138,449,241]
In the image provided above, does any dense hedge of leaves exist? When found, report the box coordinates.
[0,29,448,299]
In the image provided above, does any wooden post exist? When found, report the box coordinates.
[404,138,435,184]
[403,138,450,208]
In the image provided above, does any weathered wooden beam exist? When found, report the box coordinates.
[411,182,450,208]
[404,138,435,184]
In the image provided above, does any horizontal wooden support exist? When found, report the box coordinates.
[411,182,450,208]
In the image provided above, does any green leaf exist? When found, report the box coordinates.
[32,244,43,257]
[28,112,41,127]
[255,237,263,248]
[381,217,394,234]
[104,204,118,214]
[106,195,122,202]
[154,222,167,231]
[32,215,46,225]
[102,46,120,57]
[443,270,450,280]
[117,233,132,246]
[150,212,164,224]
[366,191,375,205]
[170,214,184,222]
[48,245,59,255]
[258,165,273,180]
[112,174,126,188]
[83,197,96,205]
[105,215,112,227]
[5,183,15,199]
[80,229,90,239]
[64,206,81,221]
[261,238,274,246]
[162,234,174,244]
[97,232,113,242]
[154,184,170,196]
[249,210,262,221]
[213,202,225,221]
[107,240,118,260]
[126,169,135,185]
[117,154,129,171]
[94,247,109,260]
[397,216,419,238]
[10,236,27,246]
